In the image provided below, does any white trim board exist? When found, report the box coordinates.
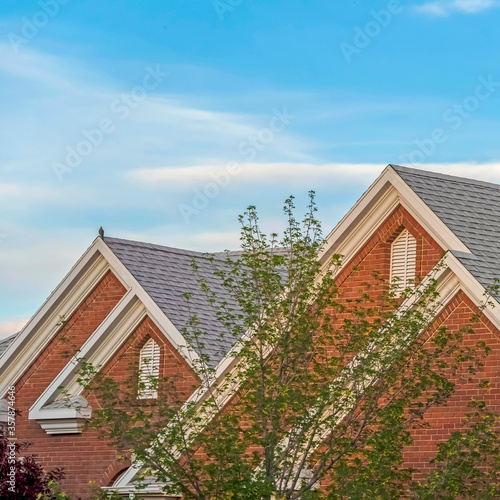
[319,165,471,267]
[29,292,143,421]
[0,237,201,401]
[97,238,201,369]
[22,237,207,432]
[0,239,111,397]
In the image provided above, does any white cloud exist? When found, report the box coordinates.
[0,43,95,93]
[400,162,500,183]
[130,160,500,191]
[130,162,386,187]
[0,319,27,339]
[0,182,54,200]
[416,0,498,16]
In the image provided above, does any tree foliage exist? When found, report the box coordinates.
[78,193,499,499]
[0,432,70,500]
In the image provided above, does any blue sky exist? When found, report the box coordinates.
[1,0,500,337]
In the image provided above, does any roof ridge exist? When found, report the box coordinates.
[104,236,287,258]
[103,236,220,257]
[390,164,500,192]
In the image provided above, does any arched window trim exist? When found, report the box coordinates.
[390,229,417,296]
[138,338,160,399]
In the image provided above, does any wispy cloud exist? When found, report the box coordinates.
[130,162,385,187]
[131,161,500,189]
[416,0,498,16]
[0,319,27,339]
[3,42,500,333]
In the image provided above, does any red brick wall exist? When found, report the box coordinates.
[12,271,199,498]
[319,204,444,364]
[404,291,500,476]
[324,205,500,485]
[334,204,444,290]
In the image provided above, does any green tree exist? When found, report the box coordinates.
[78,194,498,499]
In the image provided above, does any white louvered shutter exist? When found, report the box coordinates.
[390,229,417,296]
[138,338,160,399]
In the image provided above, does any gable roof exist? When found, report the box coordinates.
[391,165,500,290]
[111,165,500,492]
[105,166,500,367]
[6,164,499,380]
[104,237,246,366]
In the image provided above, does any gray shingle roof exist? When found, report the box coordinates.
[104,237,247,366]
[391,165,500,290]
[0,333,18,359]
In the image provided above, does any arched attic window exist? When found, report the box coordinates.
[138,338,160,399]
[390,229,417,296]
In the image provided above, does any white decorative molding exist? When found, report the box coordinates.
[29,295,145,431]
[102,481,178,499]
[37,418,88,435]
[319,165,471,268]
[0,241,112,397]
[35,395,92,435]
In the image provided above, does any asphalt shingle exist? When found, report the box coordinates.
[104,237,253,366]
[392,165,500,291]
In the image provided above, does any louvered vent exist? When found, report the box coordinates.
[138,338,160,399]
[390,229,417,296]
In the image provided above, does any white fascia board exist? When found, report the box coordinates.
[96,239,200,369]
[0,238,112,397]
[319,165,471,266]
[388,167,470,252]
[212,167,472,390]
[29,237,202,425]
[444,252,500,328]
[28,291,142,419]
[113,465,139,489]
[61,297,146,397]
